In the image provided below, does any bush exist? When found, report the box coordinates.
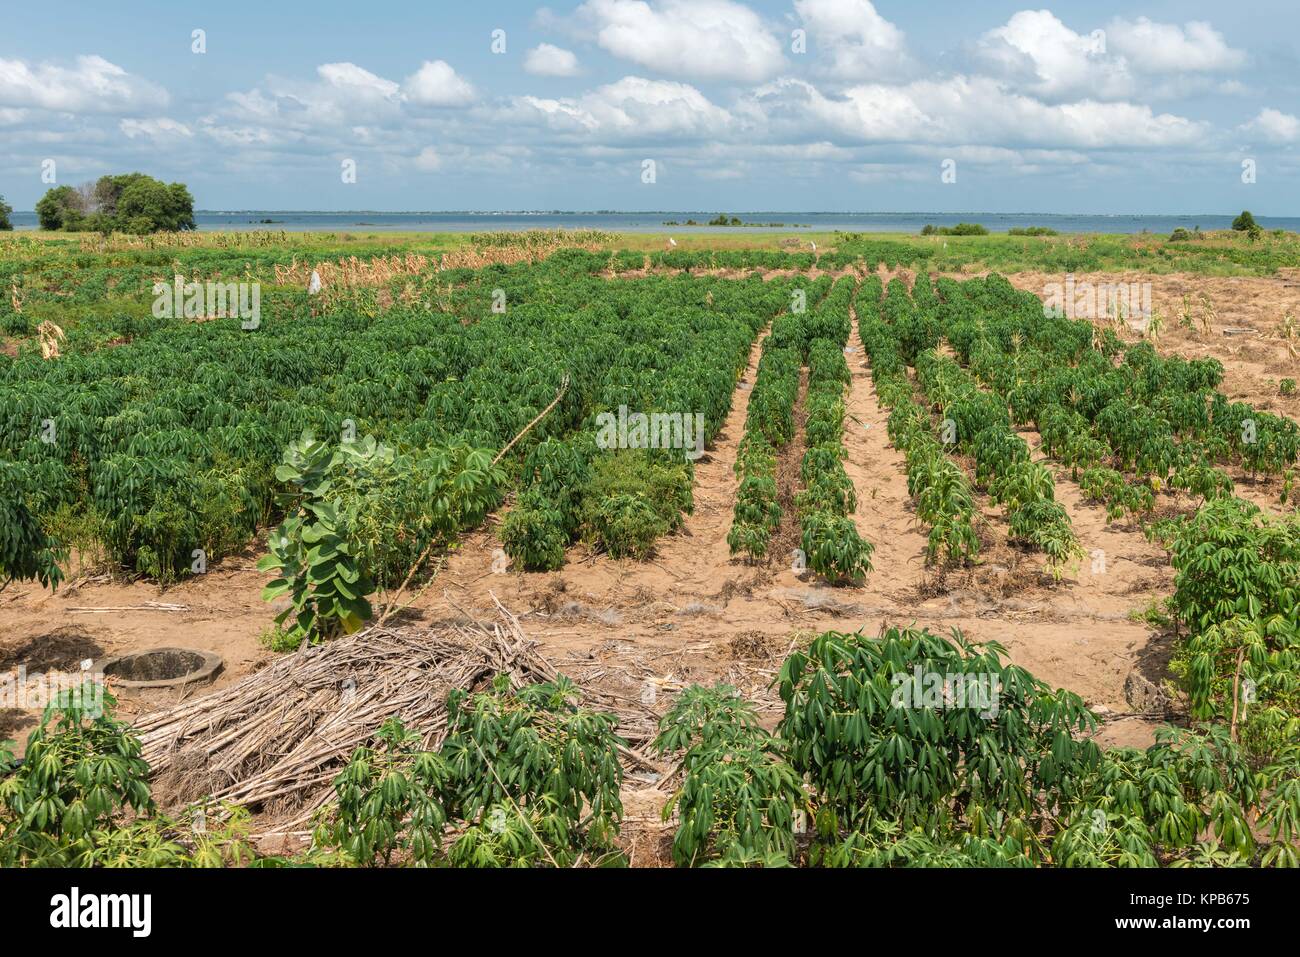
[1231,210,1258,232]
[587,493,667,559]
[799,511,873,584]
[439,676,625,866]
[0,461,66,592]
[0,685,151,866]
[0,194,12,231]
[1168,496,1300,634]
[312,676,626,867]
[582,450,692,557]
[501,491,569,570]
[0,686,261,867]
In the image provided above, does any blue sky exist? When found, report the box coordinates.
[2,0,1298,212]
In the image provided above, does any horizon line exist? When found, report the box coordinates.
[8,209,1294,218]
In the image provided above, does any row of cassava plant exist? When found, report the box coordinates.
[879,275,1080,572]
[3,260,801,581]
[7,613,1295,868]
[912,344,1082,572]
[856,275,980,566]
[727,277,833,560]
[795,277,874,584]
[501,275,800,568]
[945,275,1296,496]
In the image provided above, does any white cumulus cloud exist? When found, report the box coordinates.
[403,60,477,106]
[793,0,911,80]
[577,0,785,83]
[1105,17,1246,73]
[975,11,1126,101]
[511,75,733,139]
[524,44,581,77]
[413,146,443,170]
[746,75,1206,150]
[0,55,168,113]
[120,117,193,139]
[1242,108,1300,144]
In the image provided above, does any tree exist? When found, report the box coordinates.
[34,174,196,233]
[0,194,12,231]
[34,185,83,230]
[1231,210,1258,232]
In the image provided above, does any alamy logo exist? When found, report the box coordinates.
[1042,274,1151,324]
[890,667,1002,718]
[1,668,104,717]
[153,277,261,329]
[595,405,705,461]
[50,888,151,938]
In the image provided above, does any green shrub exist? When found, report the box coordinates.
[587,493,667,559]
[582,450,692,556]
[501,491,569,570]
[312,718,450,866]
[1231,210,1258,232]
[1168,496,1300,634]
[777,626,1100,839]
[439,676,625,866]
[313,675,626,868]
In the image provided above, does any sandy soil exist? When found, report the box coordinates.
[1,552,274,745]
[7,268,1294,817]
[1006,270,1300,421]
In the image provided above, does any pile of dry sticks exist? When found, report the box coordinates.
[133,599,660,827]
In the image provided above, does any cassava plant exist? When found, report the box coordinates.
[259,433,376,644]
[0,684,151,867]
[311,717,450,866]
[654,685,808,867]
[777,626,1101,848]
[439,675,625,866]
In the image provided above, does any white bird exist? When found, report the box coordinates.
[811,241,817,252]
[308,270,322,295]
[668,237,677,247]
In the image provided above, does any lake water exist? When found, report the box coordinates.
[8,210,1299,235]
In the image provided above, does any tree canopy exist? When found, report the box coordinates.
[35,174,196,234]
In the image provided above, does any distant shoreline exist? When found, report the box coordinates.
[7,210,1300,235]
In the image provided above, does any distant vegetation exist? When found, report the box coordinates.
[838,227,1300,276]
[1232,210,1258,232]
[1007,226,1059,236]
[35,173,196,234]
[663,215,808,228]
[1232,209,1263,241]
[0,195,12,231]
[920,223,989,236]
